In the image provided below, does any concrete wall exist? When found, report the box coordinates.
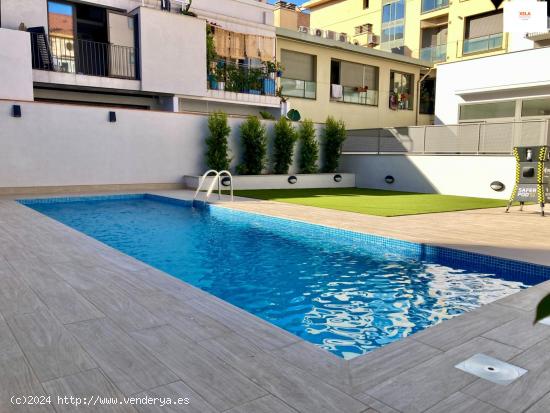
[435,47,550,125]
[0,29,34,101]
[0,100,324,189]
[277,35,424,130]
[0,0,48,30]
[341,154,515,199]
[139,8,207,97]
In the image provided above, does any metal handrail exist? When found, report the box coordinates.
[193,170,234,203]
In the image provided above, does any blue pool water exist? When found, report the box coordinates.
[22,194,550,359]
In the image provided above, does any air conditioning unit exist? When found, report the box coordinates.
[298,26,309,34]
[338,33,348,42]
[314,28,324,37]
[325,30,337,40]
[367,33,380,46]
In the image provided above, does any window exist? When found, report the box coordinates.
[382,0,405,23]
[421,0,449,13]
[330,60,379,106]
[280,50,316,99]
[389,71,413,111]
[459,101,516,121]
[522,98,550,117]
[363,0,369,9]
[381,0,405,54]
[463,10,503,54]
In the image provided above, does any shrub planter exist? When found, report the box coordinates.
[185,173,356,190]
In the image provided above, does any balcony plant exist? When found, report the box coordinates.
[273,117,297,174]
[322,116,347,173]
[247,68,264,95]
[298,119,319,174]
[205,112,232,171]
[237,116,267,175]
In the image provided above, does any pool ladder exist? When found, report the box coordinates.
[193,170,234,203]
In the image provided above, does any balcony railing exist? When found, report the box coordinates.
[420,44,447,63]
[280,77,317,99]
[332,86,379,106]
[30,33,137,79]
[463,33,503,55]
[208,60,276,97]
[421,0,449,13]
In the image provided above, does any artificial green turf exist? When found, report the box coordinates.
[232,188,510,217]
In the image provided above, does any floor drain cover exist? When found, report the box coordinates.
[455,354,527,385]
[539,317,550,326]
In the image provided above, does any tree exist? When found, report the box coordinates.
[298,119,319,174]
[205,112,231,171]
[273,117,297,174]
[238,116,267,175]
[322,117,347,173]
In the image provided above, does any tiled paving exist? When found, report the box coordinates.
[1,191,550,413]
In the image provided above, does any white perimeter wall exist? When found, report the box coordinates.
[0,29,33,101]
[435,47,550,125]
[341,155,515,199]
[0,101,323,189]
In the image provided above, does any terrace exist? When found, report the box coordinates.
[1,189,550,413]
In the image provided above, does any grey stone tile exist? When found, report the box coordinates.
[413,303,523,351]
[525,391,550,413]
[363,337,522,413]
[42,368,136,413]
[424,392,507,413]
[7,258,104,325]
[133,381,217,413]
[0,264,45,317]
[224,395,298,413]
[66,318,178,396]
[463,337,550,413]
[200,333,366,413]
[271,340,351,391]
[350,338,441,394]
[497,283,550,312]
[6,311,96,382]
[130,325,266,412]
[482,313,550,349]
[356,395,399,413]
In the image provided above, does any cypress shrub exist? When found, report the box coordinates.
[205,111,231,171]
[322,116,347,173]
[273,117,297,174]
[298,119,319,174]
[238,116,267,175]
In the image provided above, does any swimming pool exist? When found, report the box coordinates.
[21,194,550,359]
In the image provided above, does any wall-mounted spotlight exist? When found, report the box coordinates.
[334,174,343,183]
[109,111,117,123]
[288,175,298,184]
[12,105,22,118]
[385,175,395,184]
[490,181,505,192]
[221,176,232,187]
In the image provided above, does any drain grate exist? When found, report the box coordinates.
[455,354,527,385]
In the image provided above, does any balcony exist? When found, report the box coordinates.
[280,78,317,99]
[30,33,137,79]
[420,44,447,63]
[463,33,503,55]
[421,0,449,14]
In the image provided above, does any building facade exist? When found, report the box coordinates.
[301,0,547,65]
[277,27,432,129]
[0,0,280,116]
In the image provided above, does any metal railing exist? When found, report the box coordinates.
[463,33,503,55]
[30,33,137,79]
[420,44,447,63]
[280,77,317,99]
[342,120,550,155]
[208,60,277,97]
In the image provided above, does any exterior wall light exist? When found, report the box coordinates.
[288,176,298,184]
[109,111,117,122]
[334,174,343,183]
[385,175,395,184]
[12,105,22,118]
[221,176,231,187]
[490,181,505,192]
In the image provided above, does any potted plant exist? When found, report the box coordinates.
[216,61,226,91]
[277,86,290,117]
[247,68,263,95]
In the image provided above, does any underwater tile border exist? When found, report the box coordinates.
[17,193,550,283]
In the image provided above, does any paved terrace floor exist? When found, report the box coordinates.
[1,190,550,413]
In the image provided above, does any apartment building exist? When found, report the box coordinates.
[0,0,279,116]
[277,27,433,128]
[274,1,310,30]
[301,0,548,65]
